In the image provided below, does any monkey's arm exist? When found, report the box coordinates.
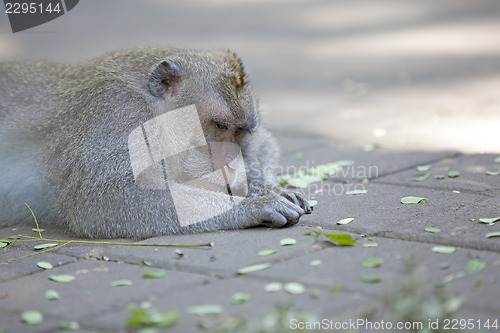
[61,178,304,238]
[241,128,312,214]
[168,183,305,234]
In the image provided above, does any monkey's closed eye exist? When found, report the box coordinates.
[235,127,250,135]
[215,122,229,131]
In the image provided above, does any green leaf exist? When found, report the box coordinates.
[432,246,457,254]
[478,217,500,224]
[0,242,7,248]
[424,227,441,233]
[152,308,178,328]
[264,282,282,293]
[323,233,356,246]
[307,200,318,207]
[362,242,378,248]
[486,170,500,176]
[445,298,462,314]
[127,307,151,328]
[231,292,251,305]
[308,161,352,179]
[345,189,367,195]
[280,238,296,246]
[287,175,322,188]
[31,228,45,232]
[127,304,178,329]
[286,178,309,189]
[37,261,53,270]
[142,270,166,279]
[330,284,342,293]
[330,160,354,167]
[45,289,60,300]
[138,329,161,333]
[34,243,59,250]
[310,259,322,266]
[20,310,44,325]
[447,170,460,178]
[434,175,445,180]
[362,258,384,268]
[363,143,385,152]
[464,259,486,274]
[186,304,223,316]
[284,282,305,295]
[413,172,430,182]
[58,321,80,330]
[361,274,381,283]
[237,263,272,275]
[49,274,75,283]
[336,217,354,225]
[485,232,500,239]
[416,165,431,172]
[257,249,277,256]
[401,196,428,204]
[111,279,133,287]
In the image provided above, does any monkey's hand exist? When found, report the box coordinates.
[248,182,312,215]
[279,190,312,215]
[249,194,306,228]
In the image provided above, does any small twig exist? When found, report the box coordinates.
[21,203,214,247]
[25,203,43,239]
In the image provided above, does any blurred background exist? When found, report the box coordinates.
[1,0,499,152]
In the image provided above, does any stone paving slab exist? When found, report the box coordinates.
[43,227,332,279]
[277,140,457,182]
[300,182,500,252]
[0,260,214,332]
[2,223,498,332]
[90,276,354,333]
[1,138,499,332]
[251,234,500,307]
[0,250,76,283]
[375,153,500,194]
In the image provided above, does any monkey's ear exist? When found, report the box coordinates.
[148,61,183,98]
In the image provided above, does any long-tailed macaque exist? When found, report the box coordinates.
[0,48,311,238]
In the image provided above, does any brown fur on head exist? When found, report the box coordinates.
[222,51,248,91]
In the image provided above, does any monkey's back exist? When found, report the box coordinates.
[0,61,71,225]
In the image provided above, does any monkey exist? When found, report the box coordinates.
[0,48,311,239]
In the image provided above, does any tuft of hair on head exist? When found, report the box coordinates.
[223,51,248,90]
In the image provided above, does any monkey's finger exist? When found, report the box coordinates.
[280,192,311,214]
[294,193,312,214]
[261,209,288,227]
[281,191,300,206]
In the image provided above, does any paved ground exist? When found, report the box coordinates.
[1,0,500,332]
[1,136,499,332]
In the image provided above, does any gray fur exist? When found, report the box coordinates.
[0,48,310,239]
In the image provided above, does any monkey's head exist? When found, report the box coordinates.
[146,50,258,191]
